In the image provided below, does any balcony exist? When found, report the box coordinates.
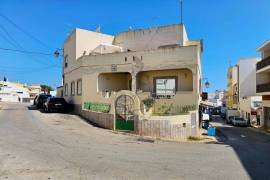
[257,56,270,71]
[257,83,270,93]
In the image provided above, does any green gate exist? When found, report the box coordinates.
[115,95,135,131]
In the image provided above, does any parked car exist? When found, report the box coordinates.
[226,116,236,124]
[232,117,248,127]
[44,97,68,113]
[35,94,52,108]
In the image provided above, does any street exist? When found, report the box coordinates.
[0,103,269,180]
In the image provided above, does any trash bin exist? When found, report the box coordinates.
[208,127,216,136]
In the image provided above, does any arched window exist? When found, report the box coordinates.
[64,55,68,68]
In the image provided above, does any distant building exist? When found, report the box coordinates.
[227,58,262,125]
[227,65,239,109]
[0,81,30,102]
[208,90,225,107]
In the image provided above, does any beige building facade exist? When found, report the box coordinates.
[61,24,203,139]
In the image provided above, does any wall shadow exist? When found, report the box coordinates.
[212,118,270,180]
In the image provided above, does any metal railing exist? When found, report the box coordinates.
[257,83,270,93]
[257,56,270,71]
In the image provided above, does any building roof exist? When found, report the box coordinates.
[257,39,270,52]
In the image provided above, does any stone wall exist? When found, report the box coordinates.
[81,110,114,130]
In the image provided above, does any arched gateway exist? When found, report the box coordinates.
[115,95,135,131]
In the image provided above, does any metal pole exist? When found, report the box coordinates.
[180,0,183,24]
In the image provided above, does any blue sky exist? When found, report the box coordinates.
[0,0,270,91]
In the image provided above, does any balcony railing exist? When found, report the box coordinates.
[257,83,270,93]
[257,56,270,71]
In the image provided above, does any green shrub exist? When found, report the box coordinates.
[84,102,110,113]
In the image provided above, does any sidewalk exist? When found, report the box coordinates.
[248,126,270,136]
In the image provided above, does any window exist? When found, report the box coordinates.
[77,79,82,95]
[154,77,177,96]
[71,81,75,96]
[64,55,68,68]
[64,84,68,96]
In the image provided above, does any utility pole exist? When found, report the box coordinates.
[180,0,183,24]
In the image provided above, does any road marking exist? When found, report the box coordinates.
[240,134,246,138]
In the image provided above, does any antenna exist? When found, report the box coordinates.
[95,25,101,33]
[180,0,183,24]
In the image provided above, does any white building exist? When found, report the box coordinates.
[208,90,225,107]
[0,81,30,102]
[238,58,262,124]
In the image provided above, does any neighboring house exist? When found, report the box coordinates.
[62,24,203,139]
[227,58,262,125]
[0,80,30,102]
[227,65,239,109]
[238,58,262,125]
[27,84,42,98]
[208,90,225,107]
[256,39,270,129]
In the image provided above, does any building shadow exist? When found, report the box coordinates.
[212,119,270,180]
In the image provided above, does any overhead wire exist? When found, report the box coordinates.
[0,13,51,50]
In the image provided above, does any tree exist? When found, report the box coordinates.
[40,85,54,93]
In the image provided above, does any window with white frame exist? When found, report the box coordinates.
[155,77,176,96]
[71,81,75,96]
[64,83,68,96]
[77,79,82,95]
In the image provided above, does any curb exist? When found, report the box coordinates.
[111,130,217,144]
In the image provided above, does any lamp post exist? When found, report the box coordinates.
[202,78,210,92]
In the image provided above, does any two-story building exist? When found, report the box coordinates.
[256,40,270,129]
[62,24,203,139]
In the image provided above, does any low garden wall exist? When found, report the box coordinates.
[135,111,199,140]
[76,102,114,130]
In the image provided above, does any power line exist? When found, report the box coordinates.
[0,23,56,67]
[0,25,21,48]
[0,47,54,56]
[0,13,51,49]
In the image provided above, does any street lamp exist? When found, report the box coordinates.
[205,80,210,89]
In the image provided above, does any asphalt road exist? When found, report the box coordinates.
[0,103,268,180]
[212,116,270,180]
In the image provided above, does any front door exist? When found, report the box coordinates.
[115,95,135,131]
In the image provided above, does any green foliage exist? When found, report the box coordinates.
[142,98,155,111]
[40,85,54,92]
[84,102,110,113]
[153,103,197,116]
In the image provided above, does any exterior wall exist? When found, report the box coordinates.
[75,29,114,59]
[136,111,199,140]
[113,24,187,51]
[77,46,200,108]
[262,49,270,59]
[256,71,270,85]
[137,69,193,92]
[98,73,131,92]
[238,58,260,98]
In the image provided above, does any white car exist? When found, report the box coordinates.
[232,117,248,127]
